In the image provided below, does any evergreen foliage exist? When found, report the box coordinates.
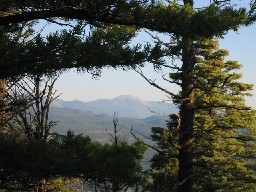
[0,25,162,77]
[0,1,252,36]
[0,131,146,191]
[193,39,256,192]
[149,38,256,191]
[0,1,254,77]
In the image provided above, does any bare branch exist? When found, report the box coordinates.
[4,74,60,140]
[162,73,181,85]
[130,125,162,153]
[159,64,181,70]
[133,67,176,97]
[45,18,76,28]
[144,29,174,47]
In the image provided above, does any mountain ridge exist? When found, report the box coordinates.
[51,95,177,119]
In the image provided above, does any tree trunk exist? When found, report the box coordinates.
[176,1,196,191]
[0,79,6,132]
[177,35,195,192]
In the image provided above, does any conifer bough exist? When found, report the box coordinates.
[0,1,254,77]
[0,1,253,36]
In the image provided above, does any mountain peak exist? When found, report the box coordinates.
[114,95,149,106]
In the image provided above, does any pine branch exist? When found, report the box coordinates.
[194,104,251,111]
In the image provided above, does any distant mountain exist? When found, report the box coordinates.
[49,106,169,141]
[51,95,177,119]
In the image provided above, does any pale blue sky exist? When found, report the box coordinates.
[48,1,256,107]
[54,23,256,108]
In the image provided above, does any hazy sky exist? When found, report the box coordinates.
[52,3,256,107]
[54,23,256,107]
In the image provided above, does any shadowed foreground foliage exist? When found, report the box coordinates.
[0,131,146,191]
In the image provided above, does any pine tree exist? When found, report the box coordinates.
[148,126,178,192]
[149,38,256,191]
[192,38,256,191]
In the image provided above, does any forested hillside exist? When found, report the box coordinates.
[49,106,169,141]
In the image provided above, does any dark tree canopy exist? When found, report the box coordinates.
[0,0,253,35]
[0,131,146,191]
[0,0,255,77]
[0,26,162,77]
